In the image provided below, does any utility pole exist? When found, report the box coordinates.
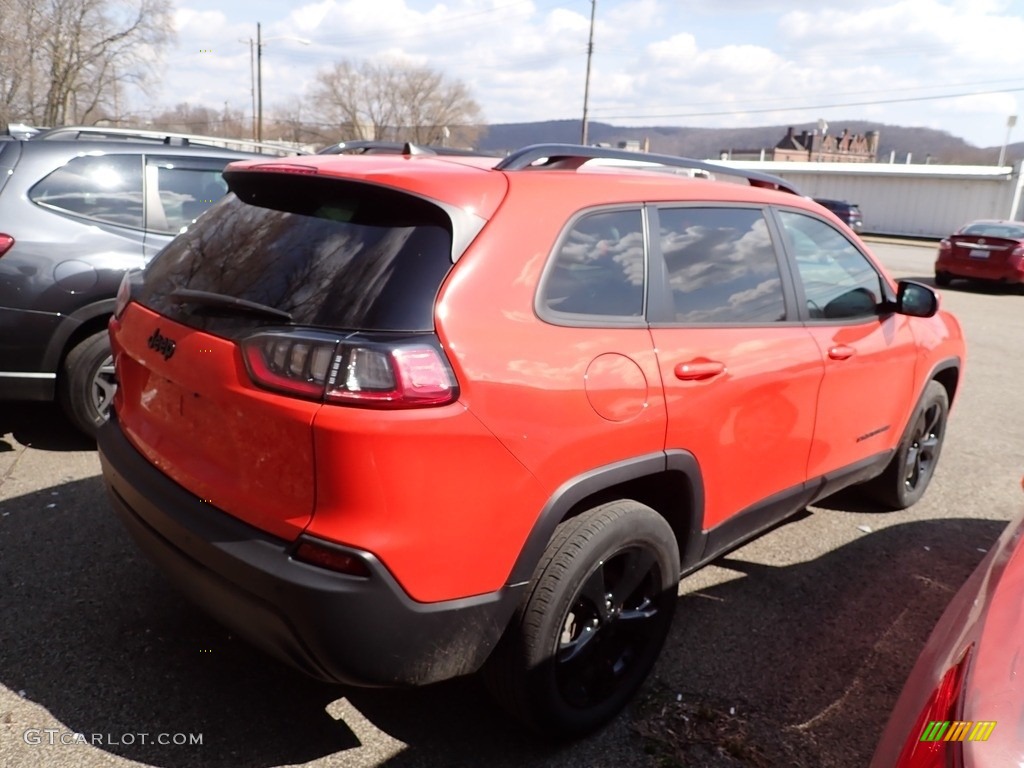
[249,38,256,140]
[256,22,263,142]
[580,0,596,145]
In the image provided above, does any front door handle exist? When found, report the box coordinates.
[828,345,856,361]
[674,360,726,381]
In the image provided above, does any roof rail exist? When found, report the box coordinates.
[317,139,498,157]
[494,143,802,195]
[31,126,310,155]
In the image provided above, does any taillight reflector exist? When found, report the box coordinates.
[0,234,14,257]
[293,541,371,577]
[241,332,457,408]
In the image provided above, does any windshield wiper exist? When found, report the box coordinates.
[169,288,293,322]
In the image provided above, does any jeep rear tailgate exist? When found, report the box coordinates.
[111,303,319,539]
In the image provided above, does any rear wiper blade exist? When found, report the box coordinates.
[169,288,293,322]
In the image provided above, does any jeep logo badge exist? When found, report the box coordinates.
[147,328,177,360]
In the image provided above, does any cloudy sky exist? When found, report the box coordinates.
[155,0,1024,149]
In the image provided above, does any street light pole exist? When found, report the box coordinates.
[251,24,310,145]
[581,0,596,145]
[998,114,1017,167]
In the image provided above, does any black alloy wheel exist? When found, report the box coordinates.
[555,545,665,710]
[863,380,949,510]
[484,501,679,737]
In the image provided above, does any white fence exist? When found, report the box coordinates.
[712,160,1024,238]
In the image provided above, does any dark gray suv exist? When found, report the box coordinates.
[0,131,289,435]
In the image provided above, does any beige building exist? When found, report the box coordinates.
[726,127,880,163]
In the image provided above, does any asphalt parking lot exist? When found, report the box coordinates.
[1,239,1021,768]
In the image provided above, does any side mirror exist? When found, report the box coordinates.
[895,280,938,318]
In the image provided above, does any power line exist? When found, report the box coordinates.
[589,78,1024,116]
[588,85,1024,121]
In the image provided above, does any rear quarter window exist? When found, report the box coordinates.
[538,208,646,321]
[29,154,144,229]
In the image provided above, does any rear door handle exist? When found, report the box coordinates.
[828,345,856,361]
[674,360,726,381]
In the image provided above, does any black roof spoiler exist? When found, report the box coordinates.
[494,143,802,195]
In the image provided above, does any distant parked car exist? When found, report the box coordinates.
[871,476,1024,767]
[813,198,865,233]
[0,130,297,435]
[935,219,1024,291]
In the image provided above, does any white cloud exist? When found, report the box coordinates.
[136,0,1024,149]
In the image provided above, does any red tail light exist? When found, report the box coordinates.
[0,234,14,257]
[242,332,458,408]
[894,646,972,768]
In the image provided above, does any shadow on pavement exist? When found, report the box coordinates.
[0,402,94,452]
[0,476,1006,768]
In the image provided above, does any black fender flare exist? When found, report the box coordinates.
[40,298,116,373]
[925,356,961,402]
[506,449,706,586]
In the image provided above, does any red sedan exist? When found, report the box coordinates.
[935,220,1024,290]
[871,477,1024,767]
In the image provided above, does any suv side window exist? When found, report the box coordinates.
[148,162,229,234]
[659,207,785,323]
[29,155,144,229]
[778,210,884,320]
[540,209,645,318]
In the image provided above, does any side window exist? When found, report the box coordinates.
[29,155,144,229]
[540,209,645,318]
[148,163,229,234]
[778,211,884,321]
[659,207,785,323]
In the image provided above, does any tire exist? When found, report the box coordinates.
[934,271,952,287]
[863,380,949,510]
[58,330,116,438]
[484,500,679,738]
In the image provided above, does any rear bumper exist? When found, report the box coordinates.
[97,414,524,687]
[936,257,1024,283]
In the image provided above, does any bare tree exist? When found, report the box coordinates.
[150,102,250,138]
[265,96,332,146]
[311,59,484,147]
[0,0,174,130]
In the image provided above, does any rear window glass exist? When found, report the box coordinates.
[961,222,1024,239]
[136,175,454,334]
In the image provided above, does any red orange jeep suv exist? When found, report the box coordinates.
[98,144,965,736]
